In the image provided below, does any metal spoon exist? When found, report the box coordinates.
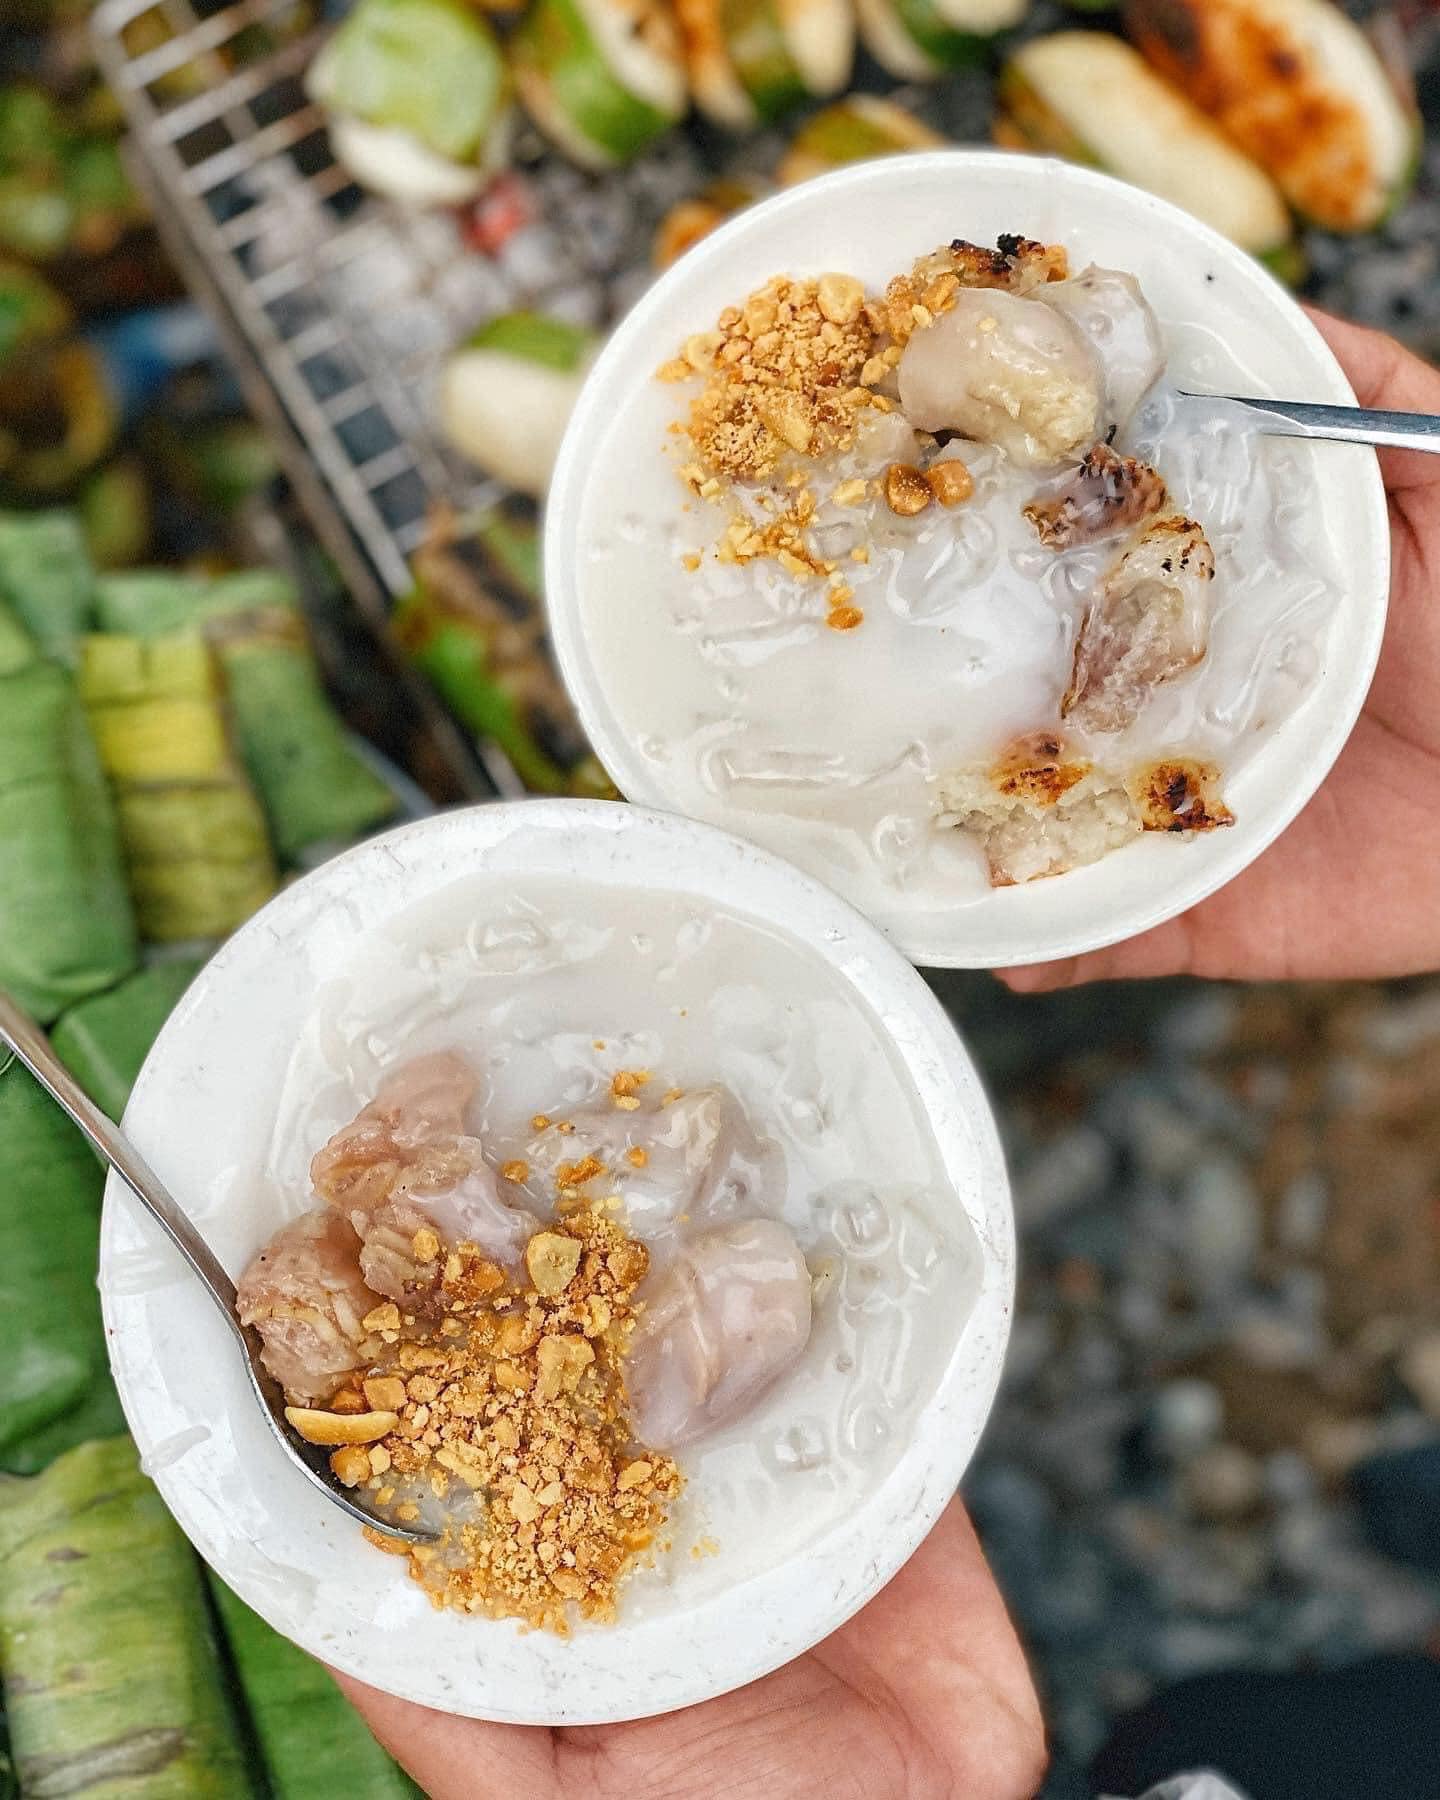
[1178,391,1440,455]
[0,991,437,1545]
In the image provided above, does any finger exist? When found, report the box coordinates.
[998,915,1197,990]
[1304,307,1440,493]
[817,1500,1047,1796]
[332,1671,560,1800]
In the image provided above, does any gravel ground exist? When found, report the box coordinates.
[930,972,1440,1794]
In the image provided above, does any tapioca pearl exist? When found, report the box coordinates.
[840,1395,891,1459]
[765,1419,830,1475]
[784,1096,827,1143]
[829,1182,894,1256]
[897,1208,947,1284]
[675,914,712,957]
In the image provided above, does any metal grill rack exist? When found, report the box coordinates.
[90,0,710,591]
[88,0,746,793]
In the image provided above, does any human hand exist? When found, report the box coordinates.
[335,1499,1046,1800]
[1007,310,1440,991]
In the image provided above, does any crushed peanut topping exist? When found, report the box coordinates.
[332,1213,678,1634]
[556,1153,606,1191]
[927,461,975,508]
[500,1159,530,1184]
[660,237,1070,636]
[680,274,876,484]
[884,463,934,518]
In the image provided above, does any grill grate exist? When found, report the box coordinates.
[90,0,719,594]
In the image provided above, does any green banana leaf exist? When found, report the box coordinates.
[210,1581,420,1798]
[0,256,70,363]
[51,958,205,1120]
[0,657,138,1020]
[79,630,279,944]
[79,459,152,570]
[0,508,96,664]
[0,1065,125,1473]
[0,1438,253,1796]
[218,641,398,858]
[0,590,32,675]
[95,571,397,860]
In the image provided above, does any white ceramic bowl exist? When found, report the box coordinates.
[546,151,1390,969]
[98,800,1012,1725]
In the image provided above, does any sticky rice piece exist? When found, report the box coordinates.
[934,731,1141,885]
[935,734,1235,885]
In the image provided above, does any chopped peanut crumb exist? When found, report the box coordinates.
[525,1231,583,1297]
[884,463,934,518]
[678,275,874,488]
[500,1160,529,1184]
[927,461,975,508]
[331,1446,372,1487]
[334,1210,678,1634]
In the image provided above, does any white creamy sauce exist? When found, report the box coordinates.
[264,874,981,1613]
[577,301,1345,919]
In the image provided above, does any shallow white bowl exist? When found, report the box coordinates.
[98,800,1012,1725]
[546,151,1390,969]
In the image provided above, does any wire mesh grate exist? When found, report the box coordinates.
[90,0,712,604]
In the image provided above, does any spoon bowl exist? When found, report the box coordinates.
[0,988,437,1546]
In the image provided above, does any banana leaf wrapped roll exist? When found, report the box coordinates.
[0,255,71,361]
[439,312,597,500]
[0,619,138,1020]
[675,0,853,127]
[0,594,30,673]
[995,33,1305,281]
[854,0,1024,81]
[776,94,945,185]
[0,508,96,664]
[209,1581,420,1798]
[306,0,513,208]
[399,515,613,797]
[651,176,764,268]
[0,338,118,498]
[78,457,152,570]
[510,0,687,171]
[51,958,205,1121]
[0,1065,125,1473]
[0,87,147,265]
[95,571,398,861]
[0,1439,252,1797]
[78,630,278,943]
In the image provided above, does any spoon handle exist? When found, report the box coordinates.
[1179,391,1440,455]
[0,990,243,1329]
